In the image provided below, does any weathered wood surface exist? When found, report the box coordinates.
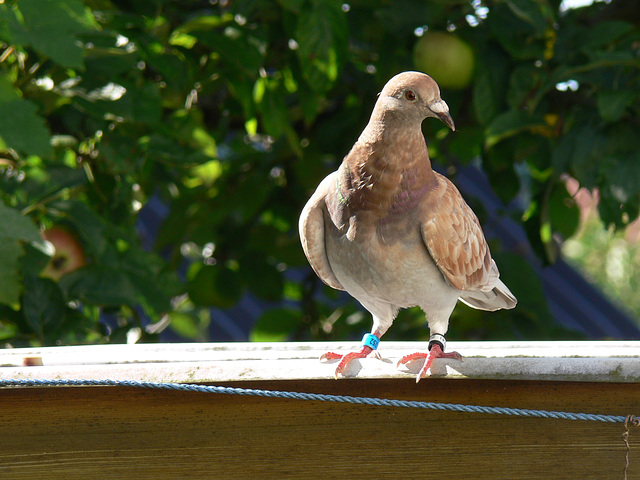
[1,342,639,479]
[1,341,640,382]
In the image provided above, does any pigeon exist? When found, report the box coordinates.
[299,71,517,382]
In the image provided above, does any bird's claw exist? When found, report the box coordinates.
[396,344,462,382]
[319,346,378,379]
[319,351,343,362]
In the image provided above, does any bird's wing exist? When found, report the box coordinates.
[420,174,495,292]
[298,172,345,291]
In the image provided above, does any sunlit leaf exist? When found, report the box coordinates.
[7,0,98,68]
[295,0,347,92]
[168,312,204,340]
[250,308,302,342]
[485,110,546,149]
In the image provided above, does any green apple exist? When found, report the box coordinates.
[413,32,475,90]
[41,226,86,280]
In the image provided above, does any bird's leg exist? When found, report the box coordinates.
[396,334,462,383]
[320,333,382,379]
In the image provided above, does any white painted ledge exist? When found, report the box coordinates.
[1,341,639,383]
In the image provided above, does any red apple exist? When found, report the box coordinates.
[41,226,86,280]
[413,32,475,90]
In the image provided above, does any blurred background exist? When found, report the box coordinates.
[1,0,639,347]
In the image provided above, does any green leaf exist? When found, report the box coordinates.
[507,64,543,110]
[551,130,577,174]
[26,165,88,206]
[484,144,521,204]
[0,203,42,305]
[601,153,640,202]
[22,276,66,336]
[597,90,636,123]
[295,0,347,92]
[49,200,107,257]
[0,99,52,157]
[485,110,546,148]
[62,266,140,306]
[255,77,291,139]
[582,21,635,49]
[552,126,603,190]
[546,182,580,240]
[171,14,231,35]
[250,308,302,342]
[276,0,305,14]
[298,81,323,126]
[472,47,509,125]
[84,49,139,76]
[139,48,191,93]
[193,29,264,77]
[448,127,483,163]
[490,251,553,323]
[122,249,182,316]
[598,186,640,230]
[228,171,274,222]
[0,306,20,341]
[551,126,597,186]
[132,83,163,125]
[187,263,244,308]
[167,312,204,340]
[0,241,23,306]
[19,242,53,277]
[487,3,544,60]
[0,6,12,41]
[505,0,548,34]
[0,202,42,244]
[10,0,98,68]
[71,81,163,125]
[239,253,284,302]
[473,71,498,126]
[0,75,20,102]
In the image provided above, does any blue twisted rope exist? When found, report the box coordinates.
[0,378,630,423]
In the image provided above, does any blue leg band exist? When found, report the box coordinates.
[361,333,380,350]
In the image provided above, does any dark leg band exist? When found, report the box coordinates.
[428,333,446,351]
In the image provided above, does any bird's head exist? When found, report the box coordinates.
[377,71,455,131]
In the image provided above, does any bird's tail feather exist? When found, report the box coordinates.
[459,280,517,311]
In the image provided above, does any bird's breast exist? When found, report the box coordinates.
[325,220,448,308]
[384,173,431,219]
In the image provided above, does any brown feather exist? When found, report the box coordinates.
[420,173,493,291]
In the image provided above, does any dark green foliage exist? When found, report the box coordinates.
[0,0,638,345]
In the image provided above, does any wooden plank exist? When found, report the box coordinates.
[1,341,640,383]
[1,342,640,478]
[0,378,638,479]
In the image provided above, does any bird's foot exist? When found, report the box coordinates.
[396,343,462,383]
[320,346,382,379]
[320,334,382,379]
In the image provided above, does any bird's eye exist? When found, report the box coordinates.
[405,90,416,101]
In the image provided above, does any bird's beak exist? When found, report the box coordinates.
[428,99,455,131]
